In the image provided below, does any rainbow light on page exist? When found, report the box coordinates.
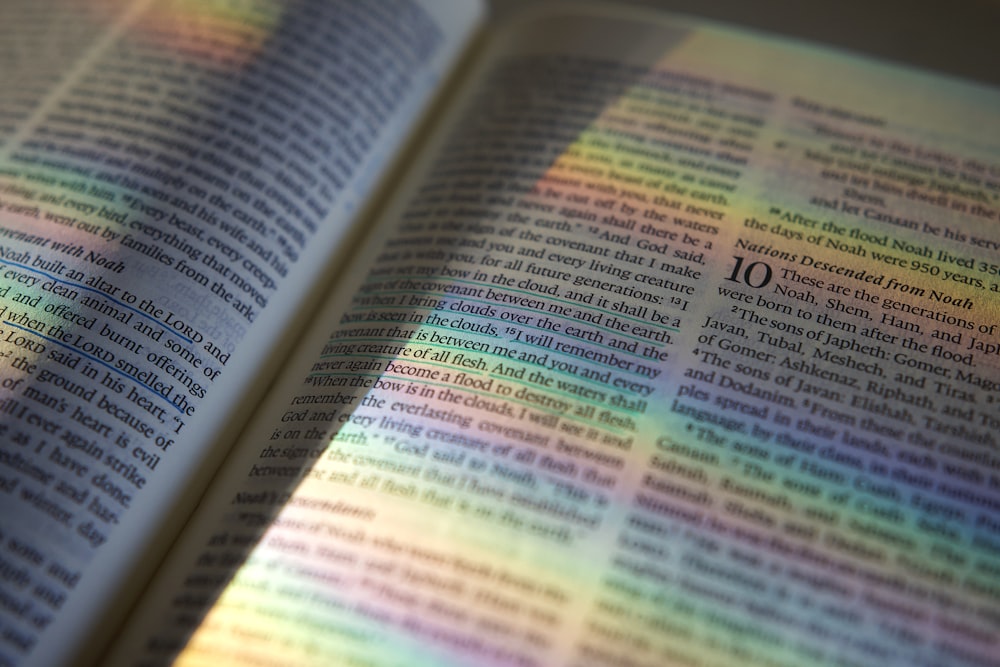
[125,0,282,66]
[0,3,290,621]
[527,42,1000,665]
[170,21,1000,667]
[0,0,279,356]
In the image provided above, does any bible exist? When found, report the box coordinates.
[1,1,998,666]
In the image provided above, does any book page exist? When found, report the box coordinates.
[111,7,999,667]
[0,1,484,665]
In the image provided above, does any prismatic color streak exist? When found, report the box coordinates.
[126,0,281,65]
[0,0,279,276]
[0,0,280,415]
[170,19,1000,667]
[0,0,284,654]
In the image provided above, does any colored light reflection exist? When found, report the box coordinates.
[149,13,1000,667]
[127,0,281,65]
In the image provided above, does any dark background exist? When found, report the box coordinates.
[491,0,1000,89]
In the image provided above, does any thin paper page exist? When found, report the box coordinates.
[0,1,484,665]
[110,8,999,667]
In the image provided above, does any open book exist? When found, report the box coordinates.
[2,1,999,665]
